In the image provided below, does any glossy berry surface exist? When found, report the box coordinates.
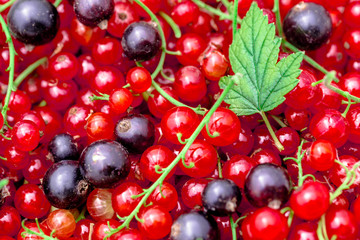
[112,182,142,218]
[161,107,199,145]
[137,205,172,239]
[79,140,130,188]
[242,207,289,240]
[14,184,50,219]
[140,145,176,182]
[73,0,114,27]
[283,2,332,50]
[86,188,114,221]
[48,133,79,162]
[122,21,161,61]
[290,181,330,220]
[46,209,76,239]
[170,211,219,240]
[42,160,90,209]
[7,0,60,45]
[202,179,242,216]
[180,139,218,178]
[244,163,291,209]
[115,114,155,154]
[201,107,241,146]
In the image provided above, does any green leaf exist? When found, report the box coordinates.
[219,3,304,116]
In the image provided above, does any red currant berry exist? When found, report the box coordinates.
[171,0,199,27]
[161,107,199,145]
[0,206,21,237]
[180,139,218,178]
[285,69,322,110]
[92,37,122,65]
[325,207,358,240]
[181,178,209,209]
[109,88,133,114]
[343,29,360,59]
[176,33,206,66]
[201,107,241,146]
[137,205,172,239]
[107,2,139,38]
[14,184,50,219]
[149,182,178,211]
[309,139,336,171]
[126,67,152,93]
[241,207,289,240]
[140,145,176,182]
[112,182,142,218]
[49,52,79,81]
[223,155,255,189]
[290,181,330,220]
[173,65,207,102]
[11,120,40,152]
[87,188,114,221]
[309,109,350,148]
[46,209,76,239]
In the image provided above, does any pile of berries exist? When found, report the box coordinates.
[1,0,360,239]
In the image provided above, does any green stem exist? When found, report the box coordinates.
[105,78,235,239]
[90,94,110,101]
[53,0,63,7]
[14,57,47,89]
[232,0,239,38]
[133,0,167,81]
[218,158,223,179]
[0,179,8,189]
[191,0,234,21]
[158,11,182,38]
[330,160,360,202]
[163,49,181,55]
[151,81,206,115]
[160,69,174,82]
[259,111,284,151]
[76,206,87,223]
[272,0,283,37]
[324,76,360,103]
[0,155,7,161]
[342,96,353,118]
[0,15,16,129]
[21,219,58,240]
[221,0,233,14]
[282,40,340,83]
[0,0,16,13]
[229,215,237,240]
[271,114,287,128]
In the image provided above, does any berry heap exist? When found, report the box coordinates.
[1,0,360,240]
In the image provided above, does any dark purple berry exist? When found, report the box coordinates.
[115,114,155,154]
[283,2,332,50]
[122,21,161,61]
[7,0,60,46]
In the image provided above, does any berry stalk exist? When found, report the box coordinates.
[13,57,48,89]
[0,14,16,129]
[105,77,235,239]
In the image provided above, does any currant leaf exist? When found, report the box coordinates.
[219,3,304,116]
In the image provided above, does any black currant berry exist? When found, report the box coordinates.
[170,211,219,240]
[48,133,79,162]
[283,2,332,50]
[7,0,60,46]
[79,140,130,188]
[115,114,155,154]
[202,179,242,216]
[42,160,91,209]
[122,21,161,61]
[244,163,291,209]
[73,0,114,28]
